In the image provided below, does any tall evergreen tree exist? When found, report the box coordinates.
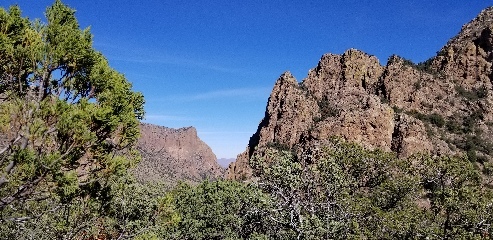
[0,1,145,238]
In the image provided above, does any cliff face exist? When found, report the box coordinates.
[134,123,224,185]
[228,7,493,180]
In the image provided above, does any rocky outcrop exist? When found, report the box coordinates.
[228,7,493,180]
[228,72,320,179]
[133,123,224,185]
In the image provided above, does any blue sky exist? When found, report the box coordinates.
[3,1,491,159]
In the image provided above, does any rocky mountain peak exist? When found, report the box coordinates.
[133,123,224,185]
[277,71,297,85]
[227,7,493,180]
[447,7,493,48]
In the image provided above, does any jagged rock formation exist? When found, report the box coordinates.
[228,7,493,180]
[133,123,224,185]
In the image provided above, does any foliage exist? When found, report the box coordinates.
[265,141,291,152]
[0,171,174,239]
[164,180,272,239]
[0,1,145,238]
[443,105,492,163]
[399,56,417,68]
[315,97,340,122]
[413,79,423,90]
[251,140,426,239]
[416,57,435,73]
[390,54,438,75]
[455,85,488,101]
[392,105,403,114]
[14,138,482,240]
[406,110,445,128]
[247,139,493,239]
[414,154,493,238]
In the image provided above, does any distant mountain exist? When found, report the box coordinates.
[133,123,224,186]
[228,7,493,179]
[217,158,236,168]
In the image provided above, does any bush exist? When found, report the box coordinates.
[455,85,488,101]
[406,110,445,128]
[392,105,403,114]
[166,180,272,239]
[317,98,340,121]
[249,140,493,239]
[446,119,462,133]
[266,141,291,151]
[428,113,445,128]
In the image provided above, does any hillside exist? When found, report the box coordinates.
[228,7,493,179]
[133,123,224,185]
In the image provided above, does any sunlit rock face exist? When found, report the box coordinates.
[134,123,224,185]
[228,7,493,180]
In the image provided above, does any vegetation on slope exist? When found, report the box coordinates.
[107,139,493,239]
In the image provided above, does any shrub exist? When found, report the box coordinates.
[316,98,340,122]
[455,85,488,101]
[249,139,493,239]
[406,110,445,128]
[266,141,291,151]
[428,113,445,128]
[392,105,403,114]
[413,80,423,90]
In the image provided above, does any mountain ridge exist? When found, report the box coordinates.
[133,123,224,185]
[228,7,493,180]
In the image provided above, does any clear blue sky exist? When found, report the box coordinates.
[3,1,491,159]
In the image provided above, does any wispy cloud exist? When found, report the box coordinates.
[95,41,240,73]
[187,87,270,101]
[148,87,271,102]
[110,55,239,73]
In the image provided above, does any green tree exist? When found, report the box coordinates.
[166,180,272,240]
[251,140,423,239]
[0,1,144,238]
[97,174,175,240]
[250,138,493,239]
[414,154,493,238]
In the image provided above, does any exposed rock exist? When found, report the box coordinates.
[133,123,224,185]
[311,92,394,152]
[391,114,434,158]
[303,49,384,100]
[227,72,319,180]
[228,7,493,180]
[227,151,252,181]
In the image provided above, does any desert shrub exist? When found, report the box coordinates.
[317,98,340,121]
[446,119,462,133]
[413,79,423,90]
[428,113,445,128]
[455,85,488,101]
[380,95,390,104]
[165,180,272,239]
[400,57,417,68]
[406,110,445,128]
[248,139,493,239]
[266,141,291,152]
[392,105,403,114]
